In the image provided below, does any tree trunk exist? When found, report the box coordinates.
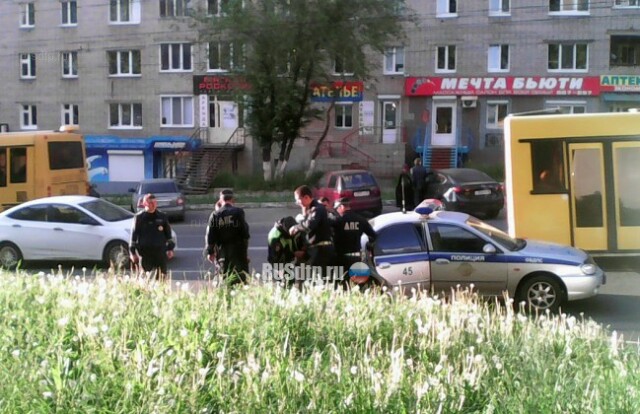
[262,145,273,182]
[305,102,335,179]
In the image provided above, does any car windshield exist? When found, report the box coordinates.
[448,169,494,183]
[466,217,519,251]
[342,173,377,189]
[80,199,133,222]
[141,182,178,193]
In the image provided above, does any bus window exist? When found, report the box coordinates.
[531,141,565,193]
[0,148,6,187]
[10,148,27,184]
[48,141,84,170]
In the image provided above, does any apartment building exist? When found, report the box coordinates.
[0,1,639,189]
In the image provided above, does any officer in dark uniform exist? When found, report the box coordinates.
[332,197,377,287]
[289,185,337,286]
[205,190,250,286]
[129,193,176,279]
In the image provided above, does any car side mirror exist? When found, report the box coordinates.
[483,244,497,254]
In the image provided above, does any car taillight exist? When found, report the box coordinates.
[370,187,381,196]
[177,197,184,205]
[339,190,354,198]
[452,186,462,194]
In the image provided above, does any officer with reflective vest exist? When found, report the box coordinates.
[205,190,250,285]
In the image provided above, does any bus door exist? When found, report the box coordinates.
[3,146,34,208]
[612,142,640,250]
[568,143,608,251]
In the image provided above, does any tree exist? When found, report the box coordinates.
[195,0,413,181]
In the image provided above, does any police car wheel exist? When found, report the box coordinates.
[104,241,130,270]
[0,242,22,269]
[516,275,563,313]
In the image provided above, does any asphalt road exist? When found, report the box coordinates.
[18,206,640,343]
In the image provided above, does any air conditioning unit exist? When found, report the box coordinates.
[461,96,478,109]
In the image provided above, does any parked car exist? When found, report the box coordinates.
[361,207,605,312]
[129,178,186,221]
[0,196,177,269]
[313,169,383,216]
[425,168,504,219]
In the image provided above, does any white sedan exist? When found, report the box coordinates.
[0,196,177,269]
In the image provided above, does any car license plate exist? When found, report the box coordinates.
[354,190,370,197]
[475,189,491,196]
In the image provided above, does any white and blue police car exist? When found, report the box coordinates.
[361,206,605,312]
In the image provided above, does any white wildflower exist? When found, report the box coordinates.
[350,366,358,375]
[292,370,305,382]
[57,317,69,327]
[216,365,225,375]
[180,328,188,338]
[11,349,20,358]
[343,393,354,407]
[43,392,53,399]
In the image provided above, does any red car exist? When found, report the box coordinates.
[313,169,383,216]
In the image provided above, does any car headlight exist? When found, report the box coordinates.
[580,263,597,275]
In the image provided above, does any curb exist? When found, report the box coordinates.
[119,200,397,211]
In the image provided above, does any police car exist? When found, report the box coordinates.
[361,206,605,312]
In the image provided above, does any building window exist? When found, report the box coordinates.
[208,41,244,72]
[486,101,508,128]
[333,56,355,76]
[160,43,192,72]
[436,0,457,16]
[109,103,142,128]
[161,96,194,127]
[548,43,588,71]
[610,35,640,67]
[62,52,78,78]
[20,105,37,130]
[61,1,77,25]
[110,0,141,24]
[549,0,589,13]
[62,104,79,126]
[614,0,640,7]
[488,44,509,72]
[208,0,230,16]
[108,50,141,76]
[489,0,510,15]
[20,53,36,79]
[335,104,353,128]
[160,0,191,17]
[436,45,456,73]
[384,47,404,74]
[20,3,35,27]
[545,100,587,114]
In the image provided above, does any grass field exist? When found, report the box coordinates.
[0,270,638,413]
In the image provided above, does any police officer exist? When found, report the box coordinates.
[205,190,250,286]
[289,185,336,286]
[129,193,175,279]
[332,197,377,287]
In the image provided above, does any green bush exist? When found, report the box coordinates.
[464,161,505,182]
[0,270,638,413]
[212,171,324,191]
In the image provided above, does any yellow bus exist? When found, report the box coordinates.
[0,127,89,210]
[504,111,640,256]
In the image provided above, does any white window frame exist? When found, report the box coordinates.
[436,0,457,17]
[207,0,230,16]
[436,45,456,73]
[614,0,640,8]
[159,43,193,72]
[207,41,244,72]
[109,0,141,24]
[108,50,141,76]
[383,47,405,75]
[548,43,588,72]
[333,56,355,76]
[160,0,191,17]
[489,0,510,15]
[109,103,143,129]
[20,104,37,130]
[161,96,194,127]
[488,44,509,72]
[20,53,36,79]
[61,104,79,126]
[545,100,587,114]
[335,103,353,129]
[486,101,509,128]
[62,51,78,78]
[549,0,589,14]
[20,3,35,28]
[61,1,77,26]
